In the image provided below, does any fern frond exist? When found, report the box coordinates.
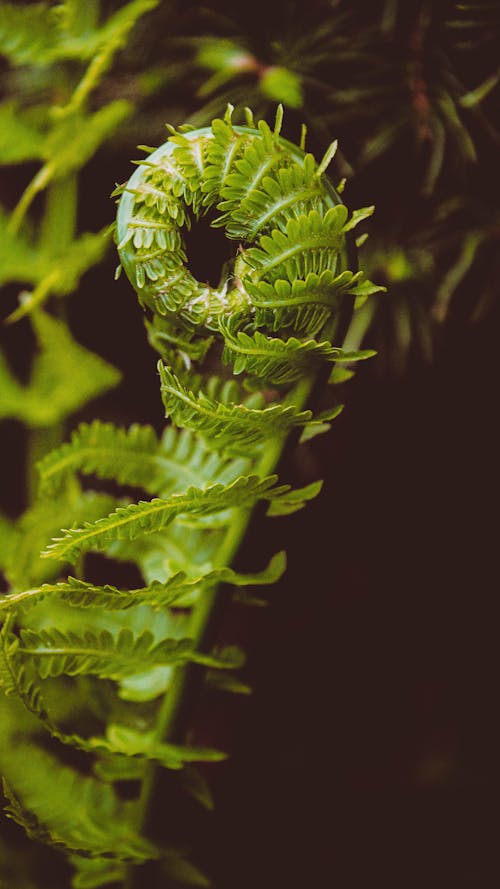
[1,743,157,861]
[245,268,384,335]
[244,206,348,282]
[93,723,227,769]
[37,421,159,496]
[201,115,248,205]
[1,552,286,613]
[37,422,251,498]
[42,476,285,563]
[5,491,117,589]
[217,149,328,240]
[220,316,373,384]
[168,133,208,215]
[17,627,194,680]
[69,855,125,889]
[159,362,312,452]
[212,119,289,236]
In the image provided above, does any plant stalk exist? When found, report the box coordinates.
[123,367,322,888]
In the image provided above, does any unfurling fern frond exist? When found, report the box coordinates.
[244,206,349,281]
[220,316,375,384]
[245,269,385,335]
[159,362,312,451]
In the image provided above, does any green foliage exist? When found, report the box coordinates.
[220,315,375,385]
[37,421,250,498]
[0,310,120,427]
[0,0,159,68]
[1,552,286,614]
[42,475,286,563]
[159,362,313,451]
[0,2,390,883]
[1,746,158,860]
[0,101,46,164]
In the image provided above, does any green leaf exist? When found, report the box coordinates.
[0,513,15,571]
[1,742,157,860]
[245,268,380,336]
[105,724,227,767]
[267,479,323,516]
[43,102,132,180]
[260,66,304,109]
[220,316,362,385]
[245,206,347,282]
[0,0,159,67]
[159,362,312,453]
[0,207,43,287]
[180,766,214,811]
[70,855,125,889]
[205,672,252,695]
[0,551,286,614]
[217,146,326,240]
[17,627,196,681]
[4,491,117,589]
[161,852,211,887]
[42,476,285,563]
[0,310,120,427]
[0,2,60,65]
[37,421,249,498]
[0,101,45,164]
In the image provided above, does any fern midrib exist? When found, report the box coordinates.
[251,290,340,309]
[239,150,283,199]
[19,644,176,670]
[218,137,241,185]
[226,333,335,361]
[253,232,342,276]
[249,186,322,237]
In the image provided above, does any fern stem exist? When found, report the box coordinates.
[124,372,317,888]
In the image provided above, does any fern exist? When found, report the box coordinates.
[1,98,381,889]
[159,362,312,451]
[17,627,196,680]
[37,421,250,498]
[220,316,375,384]
[0,552,286,614]
[245,269,385,334]
[1,745,158,861]
[4,491,118,590]
[42,475,286,563]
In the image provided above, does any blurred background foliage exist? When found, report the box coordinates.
[1,1,498,887]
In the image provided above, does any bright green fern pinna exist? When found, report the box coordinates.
[0,106,382,888]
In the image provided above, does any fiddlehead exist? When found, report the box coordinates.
[115,105,382,366]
